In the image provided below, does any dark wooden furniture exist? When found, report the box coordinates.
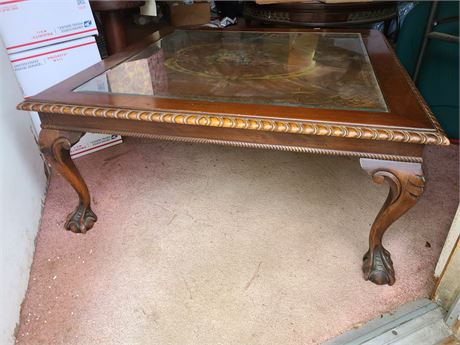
[90,0,145,55]
[244,1,397,32]
[18,28,449,286]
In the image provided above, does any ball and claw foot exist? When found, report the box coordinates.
[65,204,97,233]
[363,245,396,286]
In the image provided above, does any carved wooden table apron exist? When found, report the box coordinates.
[18,28,449,286]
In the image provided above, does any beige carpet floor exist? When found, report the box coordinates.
[16,139,459,345]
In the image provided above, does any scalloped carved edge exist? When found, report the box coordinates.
[18,101,449,145]
[44,125,423,162]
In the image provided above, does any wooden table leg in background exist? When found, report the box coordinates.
[90,1,145,55]
[99,10,126,55]
[39,129,97,233]
[360,159,425,285]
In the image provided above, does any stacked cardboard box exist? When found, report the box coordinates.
[168,1,211,27]
[0,0,122,158]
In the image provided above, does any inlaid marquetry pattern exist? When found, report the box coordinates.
[18,102,449,145]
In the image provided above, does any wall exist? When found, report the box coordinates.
[0,39,47,345]
[435,206,460,278]
[433,206,460,311]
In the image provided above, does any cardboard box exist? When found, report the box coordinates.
[0,0,98,54]
[10,36,122,157]
[10,36,100,97]
[71,133,123,159]
[169,2,210,27]
[10,35,100,134]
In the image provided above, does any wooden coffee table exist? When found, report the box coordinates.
[18,28,449,286]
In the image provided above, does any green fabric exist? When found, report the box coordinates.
[396,1,459,139]
[396,2,432,76]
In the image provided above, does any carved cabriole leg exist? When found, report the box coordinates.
[360,159,425,285]
[39,129,97,233]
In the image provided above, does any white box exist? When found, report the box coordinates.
[71,133,123,159]
[10,36,100,98]
[0,0,98,54]
[10,36,122,157]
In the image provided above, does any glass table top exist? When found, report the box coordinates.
[75,30,388,112]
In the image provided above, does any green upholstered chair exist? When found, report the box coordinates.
[396,1,459,140]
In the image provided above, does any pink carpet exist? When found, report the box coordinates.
[16,139,459,345]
